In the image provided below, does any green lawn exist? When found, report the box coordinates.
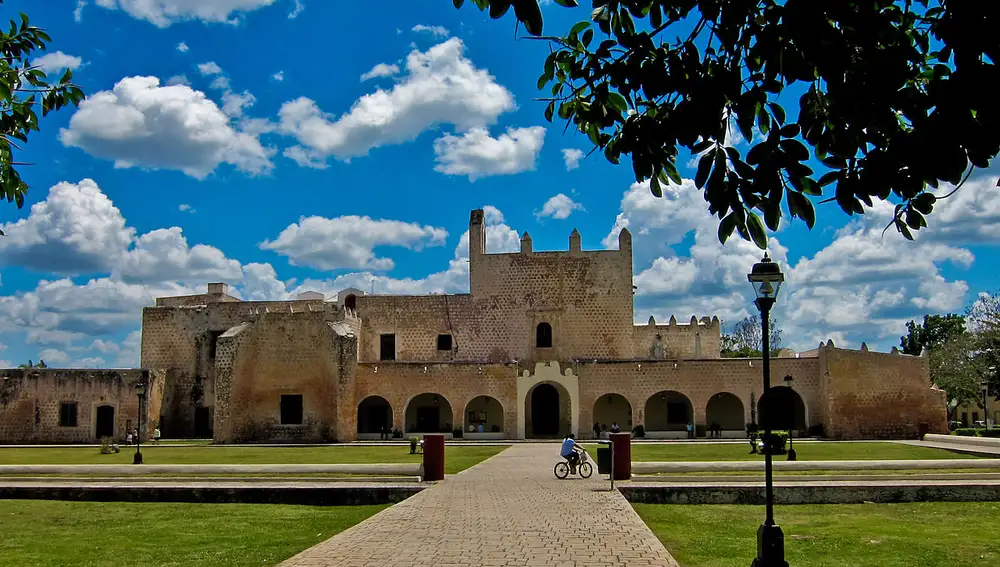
[609,442,977,462]
[0,445,506,475]
[634,502,1000,567]
[0,500,385,567]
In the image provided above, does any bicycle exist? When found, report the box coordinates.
[553,450,593,479]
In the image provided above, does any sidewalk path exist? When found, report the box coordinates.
[280,444,678,567]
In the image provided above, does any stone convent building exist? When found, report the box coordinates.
[1,210,948,443]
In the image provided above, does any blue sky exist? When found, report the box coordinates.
[0,0,997,368]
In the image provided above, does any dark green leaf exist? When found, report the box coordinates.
[746,211,768,249]
[695,153,713,188]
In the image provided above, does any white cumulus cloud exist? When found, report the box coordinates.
[176,41,189,53]
[32,51,84,74]
[360,63,400,82]
[536,193,585,220]
[433,126,545,181]
[562,148,583,170]
[412,24,449,38]
[58,76,273,179]
[260,216,449,271]
[94,0,276,27]
[277,38,515,167]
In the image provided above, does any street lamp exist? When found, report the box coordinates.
[133,380,146,465]
[748,252,788,567]
[783,375,796,462]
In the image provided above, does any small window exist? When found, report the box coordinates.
[380,334,396,361]
[59,402,78,427]
[437,334,453,351]
[280,395,303,425]
[536,322,552,348]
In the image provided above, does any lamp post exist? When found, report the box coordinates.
[783,375,796,462]
[133,380,146,465]
[748,252,788,567]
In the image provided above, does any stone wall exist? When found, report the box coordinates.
[0,369,163,443]
[820,344,948,439]
[213,312,356,443]
[631,316,722,359]
[141,289,339,438]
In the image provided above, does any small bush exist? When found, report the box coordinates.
[99,437,120,455]
[955,428,983,437]
[761,432,788,455]
[984,429,1000,438]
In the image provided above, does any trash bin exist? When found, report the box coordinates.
[596,440,612,474]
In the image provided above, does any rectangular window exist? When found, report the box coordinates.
[961,412,969,426]
[280,395,303,425]
[437,334,453,351]
[59,402,78,427]
[973,412,980,423]
[380,334,396,361]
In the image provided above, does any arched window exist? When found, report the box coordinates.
[536,322,553,348]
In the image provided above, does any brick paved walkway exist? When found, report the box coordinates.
[280,444,678,567]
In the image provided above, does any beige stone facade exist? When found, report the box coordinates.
[0,210,948,443]
[0,368,163,443]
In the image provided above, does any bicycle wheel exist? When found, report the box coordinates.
[554,461,570,479]
[578,462,593,478]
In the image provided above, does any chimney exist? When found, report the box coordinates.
[520,232,533,255]
[207,283,229,295]
[469,209,486,259]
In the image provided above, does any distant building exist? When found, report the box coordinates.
[0,210,948,443]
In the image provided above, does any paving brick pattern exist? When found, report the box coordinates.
[281,444,678,567]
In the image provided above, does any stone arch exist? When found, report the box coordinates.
[758,386,807,432]
[357,395,392,435]
[705,392,745,431]
[644,391,693,433]
[592,393,632,433]
[516,361,579,439]
[536,322,553,348]
[464,395,504,434]
[525,382,570,438]
[404,393,454,434]
[344,294,357,310]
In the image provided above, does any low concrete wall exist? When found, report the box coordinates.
[0,484,424,506]
[621,483,1000,505]
[632,459,1000,474]
[0,463,424,476]
[925,434,1000,448]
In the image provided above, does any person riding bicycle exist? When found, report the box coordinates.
[560,434,585,472]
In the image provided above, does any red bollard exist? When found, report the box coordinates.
[609,432,631,480]
[422,434,445,481]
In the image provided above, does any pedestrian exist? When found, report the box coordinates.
[592,422,600,439]
[153,427,161,444]
[686,422,694,439]
[125,431,133,446]
[611,422,621,434]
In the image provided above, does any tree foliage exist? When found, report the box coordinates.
[1,1,85,228]
[451,0,999,248]
[968,291,1000,394]
[899,313,966,356]
[721,314,783,358]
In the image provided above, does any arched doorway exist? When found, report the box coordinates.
[358,396,392,434]
[644,391,693,436]
[344,294,357,310]
[592,393,632,433]
[759,387,807,431]
[95,405,115,439]
[404,393,453,434]
[464,396,504,434]
[526,382,569,438]
[706,392,745,432]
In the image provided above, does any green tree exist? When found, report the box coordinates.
[928,331,985,420]
[899,313,967,356]
[968,291,1000,395]
[720,315,783,358]
[1,1,85,227]
[451,1,999,248]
